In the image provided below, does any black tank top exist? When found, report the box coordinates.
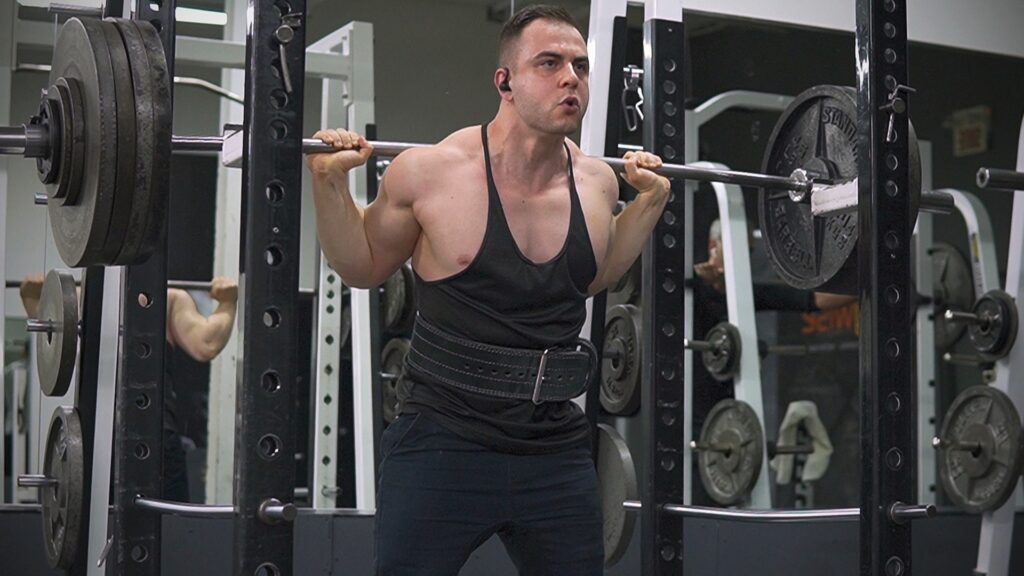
[398,124,598,454]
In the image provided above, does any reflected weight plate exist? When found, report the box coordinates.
[931,242,975,350]
[759,85,921,293]
[47,17,120,267]
[381,264,416,335]
[937,386,1024,513]
[968,290,1018,362]
[703,322,741,382]
[600,304,642,415]
[381,338,410,423]
[608,258,641,304]
[37,270,79,397]
[697,399,764,505]
[41,406,85,569]
[597,423,637,567]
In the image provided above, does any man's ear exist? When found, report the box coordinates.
[498,67,511,92]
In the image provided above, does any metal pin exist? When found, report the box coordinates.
[17,474,58,487]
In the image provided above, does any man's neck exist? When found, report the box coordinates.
[487,109,568,187]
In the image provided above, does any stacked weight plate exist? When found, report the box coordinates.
[44,17,171,267]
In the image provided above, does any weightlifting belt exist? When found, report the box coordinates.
[406,315,597,404]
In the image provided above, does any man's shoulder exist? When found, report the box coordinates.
[565,140,615,179]
[390,126,481,171]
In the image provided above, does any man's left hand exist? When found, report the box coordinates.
[621,151,671,195]
[209,277,239,304]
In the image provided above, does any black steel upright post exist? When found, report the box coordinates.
[588,15,630,450]
[234,0,307,573]
[856,0,915,574]
[365,123,385,469]
[640,17,687,576]
[111,1,176,573]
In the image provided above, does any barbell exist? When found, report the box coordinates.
[0,17,955,292]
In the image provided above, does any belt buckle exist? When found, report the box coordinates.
[532,347,553,405]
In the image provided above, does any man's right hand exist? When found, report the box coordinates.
[306,128,374,182]
[694,244,725,293]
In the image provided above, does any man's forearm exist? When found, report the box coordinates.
[594,187,670,293]
[311,175,377,287]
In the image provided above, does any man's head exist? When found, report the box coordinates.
[495,5,589,135]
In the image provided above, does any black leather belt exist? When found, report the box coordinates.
[406,315,597,404]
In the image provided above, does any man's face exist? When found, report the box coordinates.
[505,20,590,135]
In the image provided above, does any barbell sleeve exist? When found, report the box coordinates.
[17,474,58,487]
[977,167,1024,191]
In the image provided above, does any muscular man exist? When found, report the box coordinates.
[20,275,238,501]
[307,6,669,574]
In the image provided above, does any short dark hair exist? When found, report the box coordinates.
[498,4,580,66]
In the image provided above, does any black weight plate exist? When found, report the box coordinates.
[46,78,86,206]
[968,290,1018,361]
[41,406,84,569]
[132,20,172,260]
[597,423,637,567]
[48,17,119,267]
[697,399,764,505]
[703,322,742,382]
[37,270,78,397]
[759,85,922,293]
[381,338,410,423]
[600,304,642,415]
[110,18,156,265]
[397,263,417,333]
[931,242,975,350]
[608,258,641,304]
[381,268,408,334]
[937,386,1024,513]
[97,19,138,264]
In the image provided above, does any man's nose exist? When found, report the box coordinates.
[560,64,581,87]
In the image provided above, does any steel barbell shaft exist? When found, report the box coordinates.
[0,124,839,194]
[169,135,814,193]
[977,168,1024,191]
[6,278,314,295]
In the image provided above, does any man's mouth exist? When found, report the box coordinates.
[560,97,580,111]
